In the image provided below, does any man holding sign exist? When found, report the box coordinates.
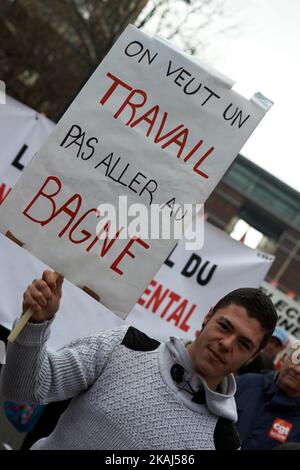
[0,23,275,451]
[1,270,277,450]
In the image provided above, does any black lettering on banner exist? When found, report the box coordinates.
[181,253,201,277]
[94,152,113,173]
[285,307,298,320]
[166,60,220,103]
[166,61,183,78]
[60,124,98,160]
[223,103,250,128]
[124,40,158,65]
[128,172,147,193]
[164,243,178,268]
[160,197,177,217]
[94,153,158,205]
[196,261,217,286]
[279,317,300,338]
[181,253,217,285]
[174,206,187,221]
[291,326,300,338]
[82,137,98,160]
[139,179,157,205]
[12,144,28,171]
[274,299,289,311]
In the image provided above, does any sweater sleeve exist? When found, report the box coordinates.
[0,318,128,405]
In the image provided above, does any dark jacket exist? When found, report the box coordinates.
[238,351,274,375]
[235,372,300,450]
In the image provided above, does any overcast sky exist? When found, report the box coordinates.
[143,0,300,191]
[210,0,300,192]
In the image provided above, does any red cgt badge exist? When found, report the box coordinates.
[269,418,293,443]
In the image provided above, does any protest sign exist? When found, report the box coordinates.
[0,96,273,347]
[261,282,300,339]
[0,25,273,318]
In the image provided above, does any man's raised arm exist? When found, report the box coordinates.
[0,270,127,404]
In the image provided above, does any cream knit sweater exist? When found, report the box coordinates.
[1,320,239,450]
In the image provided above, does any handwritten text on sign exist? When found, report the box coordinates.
[0,25,272,317]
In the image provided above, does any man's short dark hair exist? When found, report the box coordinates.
[212,288,277,350]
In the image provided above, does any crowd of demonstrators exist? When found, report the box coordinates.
[0,270,277,450]
[235,343,300,449]
[263,326,290,364]
[238,326,290,375]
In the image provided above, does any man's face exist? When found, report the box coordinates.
[277,350,300,397]
[186,303,265,390]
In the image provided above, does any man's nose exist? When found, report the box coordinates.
[219,335,235,351]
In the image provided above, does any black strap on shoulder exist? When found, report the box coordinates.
[214,417,241,450]
[121,326,160,352]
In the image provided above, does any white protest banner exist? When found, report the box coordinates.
[0,25,273,319]
[261,282,300,339]
[0,224,273,350]
[0,95,54,202]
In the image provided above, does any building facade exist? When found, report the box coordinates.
[206,155,300,299]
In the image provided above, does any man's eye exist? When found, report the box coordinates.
[239,340,250,350]
[219,322,229,330]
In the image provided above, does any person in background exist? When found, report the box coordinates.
[264,326,290,365]
[238,326,289,375]
[235,342,300,449]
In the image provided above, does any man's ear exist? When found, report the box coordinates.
[202,307,214,328]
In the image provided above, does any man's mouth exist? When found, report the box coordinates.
[208,347,224,364]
